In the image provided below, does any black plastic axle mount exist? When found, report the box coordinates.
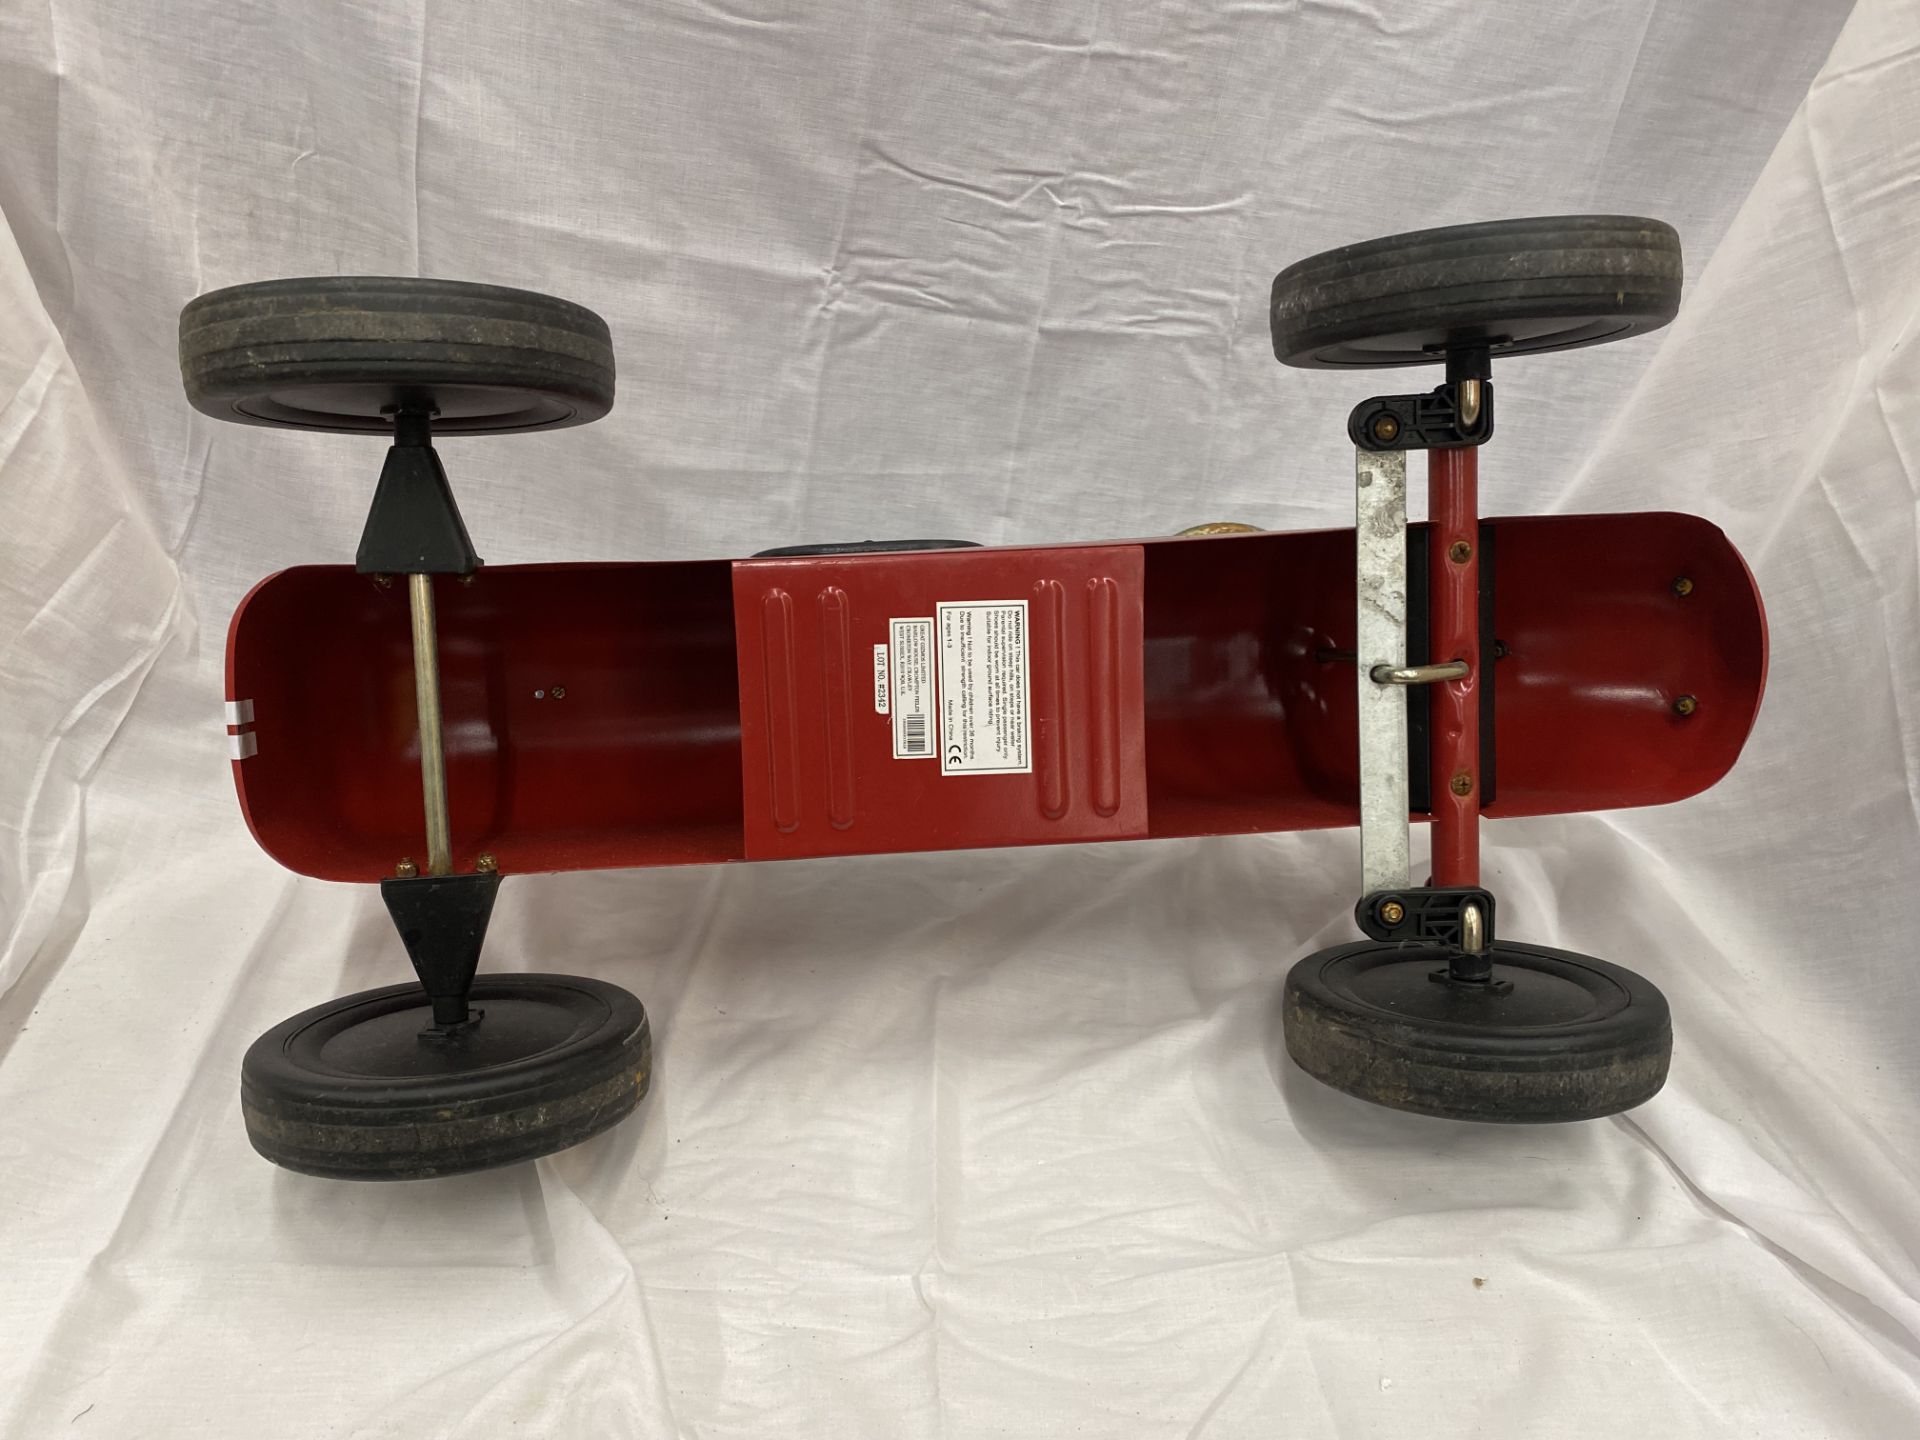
[1356,884,1508,989]
[1349,348,1495,452]
[379,869,503,1033]
[355,407,483,576]
[1357,885,1496,946]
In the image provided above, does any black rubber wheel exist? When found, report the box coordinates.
[180,277,615,433]
[1282,940,1670,1122]
[751,539,981,558]
[1270,215,1682,368]
[241,973,651,1180]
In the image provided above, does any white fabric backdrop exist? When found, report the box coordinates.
[3,0,1916,1434]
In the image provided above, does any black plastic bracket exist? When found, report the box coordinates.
[379,870,502,1033]
[355,409,482,576]
[1357,886,1497,947]
[1348,348,1495,452]
[1358,886,1507,990]
[1349,385,1493,451]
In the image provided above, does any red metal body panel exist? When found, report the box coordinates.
[223,513,1767,883]
[1428,445,1482,886]
[731,546,1148,860]
[225,561,745,880]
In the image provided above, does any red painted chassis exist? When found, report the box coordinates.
[225,512,1766,884]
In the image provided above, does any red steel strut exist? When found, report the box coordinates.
[1428,442,1481,888]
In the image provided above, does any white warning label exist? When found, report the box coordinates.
[889,618,935,759]
[936,600,1030,775]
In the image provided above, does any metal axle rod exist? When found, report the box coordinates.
[408,571,452,877]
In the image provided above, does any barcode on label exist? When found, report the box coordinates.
[889,617,936,760]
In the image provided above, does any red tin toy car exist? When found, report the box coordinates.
[182,216,1765,1180]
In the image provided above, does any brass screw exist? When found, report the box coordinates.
[475,852,498,873]
[1379,899,1407,926]
[394,857,418,878]
[373,574,394,590]
[1371,413,1401,444]
[1448,540,1473,565]
[1672,576,1694,598]
[550,685,566,700]
[1450,771,1474,797]
[459,572,476,586]
[1673,695,1699,717]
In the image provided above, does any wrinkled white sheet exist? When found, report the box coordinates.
[3,0,1916,1434]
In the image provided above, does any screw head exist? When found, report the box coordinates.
[372,574,394,590]
[458,572,476,586]
[1370,413,1401,444]
[1449,771,1474,797]
[550,685,566,700]
[1448,540,1473,565]
[475,852,498,873]
[1672,576,1694,598]
[394,857,418,878]
[1673,694,1699,717]
[1378,899,1407,926]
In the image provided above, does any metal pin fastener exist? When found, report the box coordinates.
[1461,902,1486,954]
[1458,379,1483,429]
[1370,660,1471,686]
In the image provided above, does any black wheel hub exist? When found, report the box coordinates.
[1283,939,1671,1122]
[179,276,616,434]
[241,973,651,1180]
[1270,214,1683,369]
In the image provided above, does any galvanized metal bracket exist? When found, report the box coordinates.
[1355,447,1412,895]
